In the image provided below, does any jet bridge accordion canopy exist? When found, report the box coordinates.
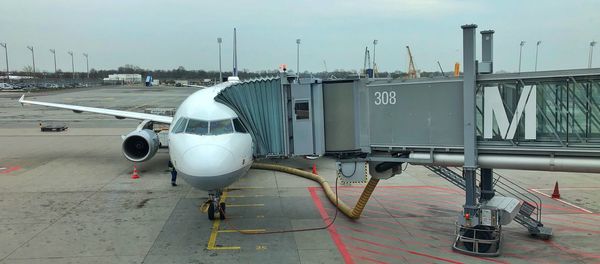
[215,77,287,157]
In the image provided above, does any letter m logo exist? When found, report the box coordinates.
[484,85,536,140]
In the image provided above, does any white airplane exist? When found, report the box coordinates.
[19,29,253,220]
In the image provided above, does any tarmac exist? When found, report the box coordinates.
[0,85,599,264]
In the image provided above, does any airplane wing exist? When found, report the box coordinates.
[18,95,173,124]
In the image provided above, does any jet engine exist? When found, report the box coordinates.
[122,129,160,162]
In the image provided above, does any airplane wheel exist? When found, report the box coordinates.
[219,202,226,220]
[208,202,216,220]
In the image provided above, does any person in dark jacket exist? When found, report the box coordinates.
[168,160,177,186]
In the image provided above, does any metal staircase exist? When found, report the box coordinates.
[424,165,552,238]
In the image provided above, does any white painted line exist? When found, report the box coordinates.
[530,188,594,214]
[534,187,600,191]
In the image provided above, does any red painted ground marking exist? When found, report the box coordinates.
[378,201,454,217]
[375,194,461,207]
[368,217,450,234]
[545,239,600,259]
[351,254,389,264]
[355,196,441,217]
[349,245,432,264]
[308,187,354,264]
[344,235,464,264]
[573,214,600,221]
[0,166,21,174]
[337,223,441,249]
[366,217,441,233]
[543,215,600,227]
[359,221,452,243]
[338,216,504,262]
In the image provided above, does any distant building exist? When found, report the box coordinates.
[103,74,142,84]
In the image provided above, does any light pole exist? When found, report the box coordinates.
[0,43,8,82]
[49,49,57,74]
[373,39,378,77]
[67,51,74,79]
[27,46,35,74]
[83,53,89,78]
[518,41,525,73]
[296,38,301,79]
[589,41,597,68]
[217,37,222,83]
[535,41,541,71]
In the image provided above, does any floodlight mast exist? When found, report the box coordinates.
[589,40,597,68]
[296,38,301,79]
[27,46,35,74]
[49,49,57,74]
[217,37,222,82]
[0,43,8,82]
[518,41,525,73]
[68,51,74,79]
[373,39,378,77]
[83,53,89,79]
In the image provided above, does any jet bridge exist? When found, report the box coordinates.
[215,24,600,256]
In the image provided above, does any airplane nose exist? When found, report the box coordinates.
[179,144,237,176]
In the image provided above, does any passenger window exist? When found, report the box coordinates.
[185,119,208,135]
[233,118,247,133]
[295,100,310,120]
[171,118,187,133]
[210,119,234,135]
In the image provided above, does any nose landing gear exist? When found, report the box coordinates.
[207,191,226,220]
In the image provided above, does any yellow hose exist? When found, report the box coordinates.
[251,162,379,219]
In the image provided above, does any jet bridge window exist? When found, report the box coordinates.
[210,119,234,135]
[185,119,209,135]
[295,100,310,120]
[171,118,188,134]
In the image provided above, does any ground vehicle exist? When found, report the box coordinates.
[0,82,14,89]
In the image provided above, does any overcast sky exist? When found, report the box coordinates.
[1,0,599,73]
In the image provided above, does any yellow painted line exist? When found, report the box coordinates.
[218,229,266,233]
[226,194,265,198]
[226,186,265,190]
[210,246,241,250]
[207,192,241,250]
[227,204,264,207]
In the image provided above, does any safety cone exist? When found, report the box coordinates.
[551,181,560,199]
[312,164,318,175]
[131,164,140,179]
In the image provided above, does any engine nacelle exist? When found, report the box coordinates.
[122,129,160,162]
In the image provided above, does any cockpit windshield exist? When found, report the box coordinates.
[171,118,236,136]
[185,119,209,135]
[210,119,234,135]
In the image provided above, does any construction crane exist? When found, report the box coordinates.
[406,46,418,79]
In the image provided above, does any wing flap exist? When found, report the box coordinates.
[19,95,173,124]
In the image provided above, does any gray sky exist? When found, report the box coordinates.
[1,0,599,73]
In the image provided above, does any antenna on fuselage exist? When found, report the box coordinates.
[233,28,238,77]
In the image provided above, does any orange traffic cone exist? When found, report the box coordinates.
[131,164,140,179]
[551,181,560,199]
[312,163,318,175]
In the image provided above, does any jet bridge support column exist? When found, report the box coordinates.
[461,24,479,219]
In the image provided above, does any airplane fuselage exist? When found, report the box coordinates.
[168,81,254,192]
